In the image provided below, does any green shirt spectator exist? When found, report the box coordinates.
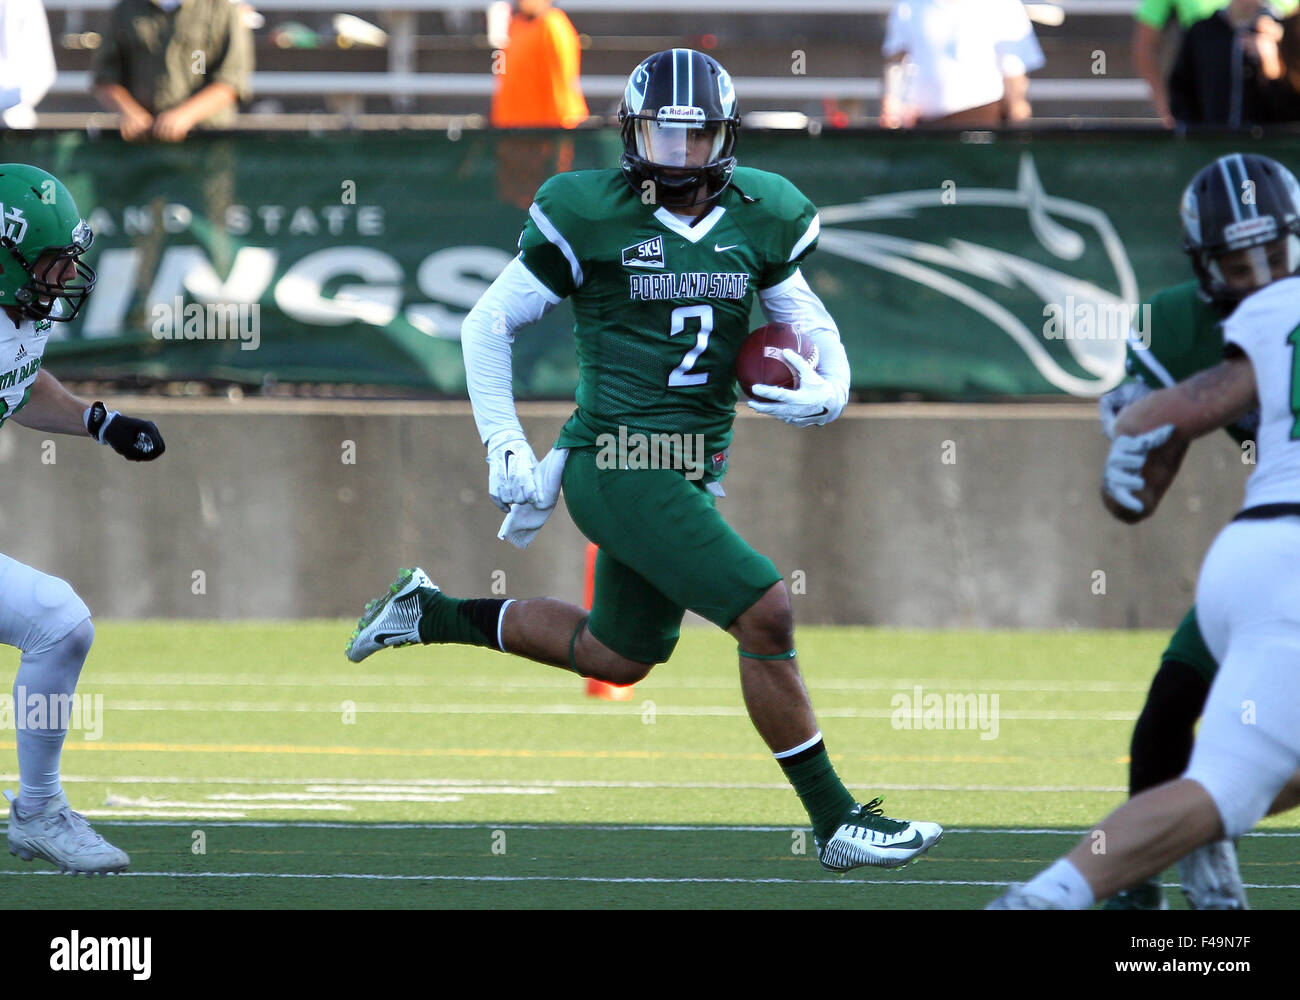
[1133,0,1296,125]
[1136,0,1296,29]
[91,0,254,142]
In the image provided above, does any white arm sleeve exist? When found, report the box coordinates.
[461,256,561,449]
[758,269,851,409]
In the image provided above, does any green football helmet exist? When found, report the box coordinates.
[0,163,95,322]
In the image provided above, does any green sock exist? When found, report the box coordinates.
[416,591,507,649]
[776,738,856,841]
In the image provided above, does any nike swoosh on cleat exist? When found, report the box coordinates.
[878,832,924,850]
[372,632,409,646]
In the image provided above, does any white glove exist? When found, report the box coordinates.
[1098,380,1153,440]
[747,348,847,427]
[486,434,542,512]
[499,447,570,549]
[1104,424,1175,513]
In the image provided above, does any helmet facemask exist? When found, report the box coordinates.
[3,220,96,322]
[621,112,736,210]
[1192,228,1300,309]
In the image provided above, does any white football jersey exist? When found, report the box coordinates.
[0,313,48,427]
[1222,276,1300,509]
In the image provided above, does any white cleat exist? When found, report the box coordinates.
[815,797,943,872]
[986,884,1067,910]
[345,567,436,663]
[5,789,129,875]
[1178,839,1249,910]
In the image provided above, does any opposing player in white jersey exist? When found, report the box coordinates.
[990,161,1300,908]
[0,164,165,874]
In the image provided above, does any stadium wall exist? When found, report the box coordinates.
[0,400,1245,629]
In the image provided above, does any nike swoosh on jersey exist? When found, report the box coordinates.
[714,243,739,252]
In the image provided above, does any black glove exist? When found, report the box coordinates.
[85,401,165,462]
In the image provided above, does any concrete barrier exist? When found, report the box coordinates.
[0,399,1249,628]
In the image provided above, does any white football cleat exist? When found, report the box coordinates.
[345,567,435,663]
[986,884,1067,910]
[1178,839,1249,910]
[5,789,129,875]
[815,798,943,872]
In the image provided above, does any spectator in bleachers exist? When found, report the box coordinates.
[91,0,254,142]
[489,0,588,128]
[0,0,56,128]
[1167,0,1300,124]
[880,0,1045,128]
[1279,10,1300,100]
[1133,0,1298,127]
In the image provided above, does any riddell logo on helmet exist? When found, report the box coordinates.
[1223,216,1277,248]
[0,204,28,244]
[656,105,705,125]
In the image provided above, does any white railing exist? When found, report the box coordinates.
[55,71,1151,101]
[49,0,1145,107]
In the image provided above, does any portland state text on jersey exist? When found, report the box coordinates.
[629,272,750,301]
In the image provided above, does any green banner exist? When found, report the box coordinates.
[4,129,1298,398]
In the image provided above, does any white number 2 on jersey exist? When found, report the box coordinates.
[667,304,713,387]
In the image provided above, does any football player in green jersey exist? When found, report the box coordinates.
[348,48,943,873]
[1097,152,1300,909]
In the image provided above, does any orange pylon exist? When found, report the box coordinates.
[582,541,635,700]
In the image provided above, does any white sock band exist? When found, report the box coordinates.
[773,731,823,760]
[496,599,515,653]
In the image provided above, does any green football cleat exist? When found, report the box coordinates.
[815,797,943,872]
[345,567,436,663]
[1101,877,1169,910]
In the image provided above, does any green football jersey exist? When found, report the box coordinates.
[1126,279,1255,445]
[516,166,821,481]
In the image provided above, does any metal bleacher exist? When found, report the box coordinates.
[38,0,1156,124]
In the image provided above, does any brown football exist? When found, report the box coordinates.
[1102,434,1190,524]
[735,322,819,400]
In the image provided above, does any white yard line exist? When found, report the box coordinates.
[85,674,1151,694]
[74,700,1140,721]
[2,818,1294,836]
[1,774,1133,793]
[0,870,1294,889]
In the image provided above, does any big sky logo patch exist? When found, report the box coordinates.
[622,236,665,269]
